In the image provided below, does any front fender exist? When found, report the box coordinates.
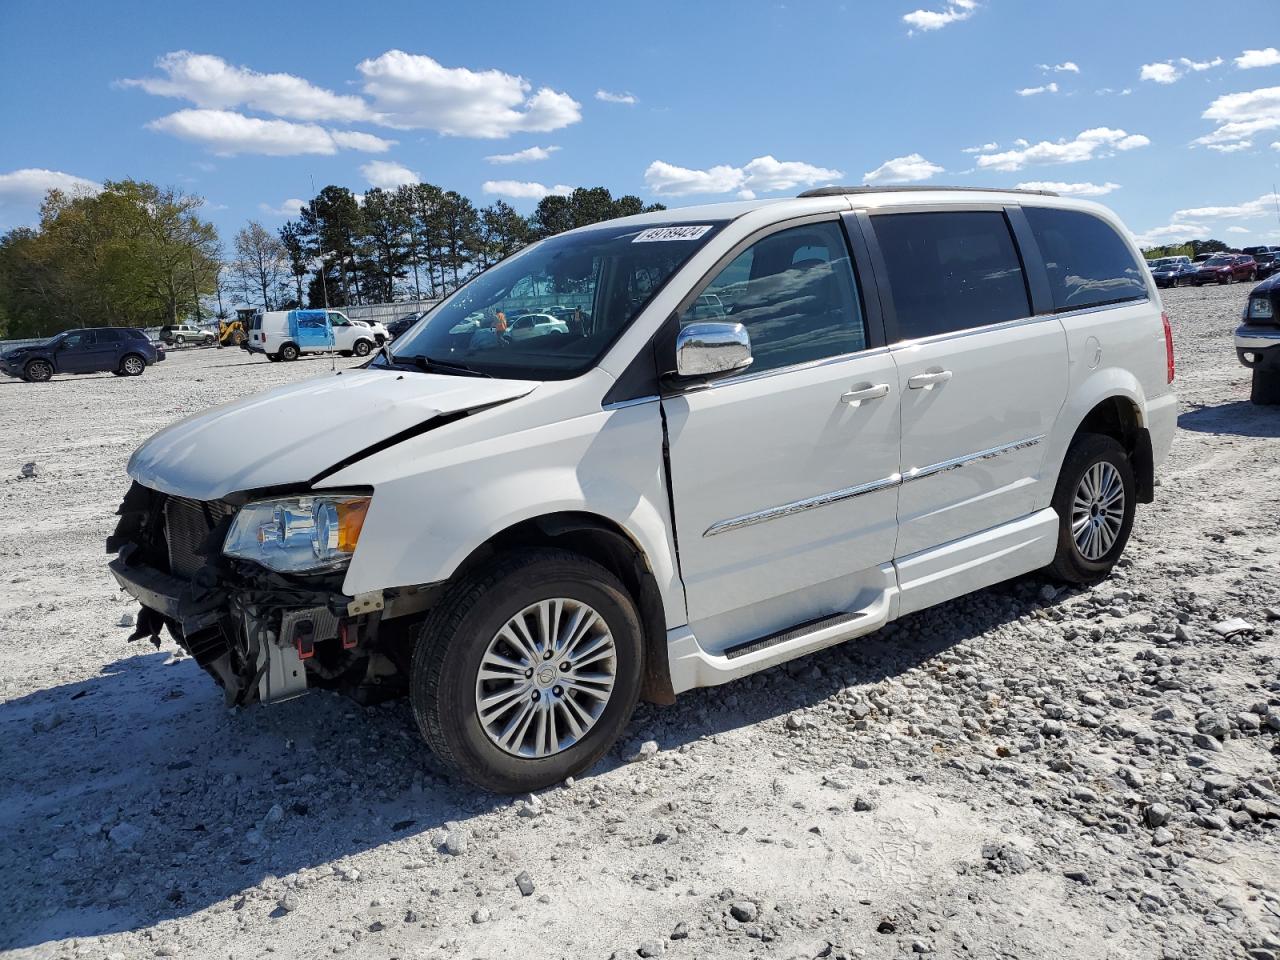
[334,401,686,627]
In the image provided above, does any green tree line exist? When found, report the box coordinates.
[1,180,664,338]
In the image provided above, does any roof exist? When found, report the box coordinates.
[797,184,1059,198]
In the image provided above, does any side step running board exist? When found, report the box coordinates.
[724,612,869,660]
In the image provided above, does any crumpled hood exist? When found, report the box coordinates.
[128,369,536,500]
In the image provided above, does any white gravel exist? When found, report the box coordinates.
[2,284,1279,960]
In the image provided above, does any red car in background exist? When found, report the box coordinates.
[1194,254,1257,285]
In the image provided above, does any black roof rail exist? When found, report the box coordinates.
[796,185,1060,198]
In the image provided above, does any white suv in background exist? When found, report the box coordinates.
[110,187,1177,793]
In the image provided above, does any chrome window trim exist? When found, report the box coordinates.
[601,394,660,410]
[706,345,893,389]
[703,434,1044,537]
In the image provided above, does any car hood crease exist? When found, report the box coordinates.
[127,369,536,500]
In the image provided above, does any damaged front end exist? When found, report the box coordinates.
[107,483,429,707]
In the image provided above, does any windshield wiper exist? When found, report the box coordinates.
[388,353,493,378]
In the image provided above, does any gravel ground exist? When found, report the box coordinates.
[2,283,1278,960]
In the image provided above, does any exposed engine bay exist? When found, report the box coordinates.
[107,482,433,706]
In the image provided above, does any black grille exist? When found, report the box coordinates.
[164,497,235,579]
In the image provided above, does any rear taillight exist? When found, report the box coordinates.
[1162,311,1175,383]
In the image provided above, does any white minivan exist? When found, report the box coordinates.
[110,187,1177,792]
[246,309,382,361]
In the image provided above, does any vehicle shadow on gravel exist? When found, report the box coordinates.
[0,579,1048,952]
[1178,400,1280,437]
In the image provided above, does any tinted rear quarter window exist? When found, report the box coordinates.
[872,211,1031,339]
[97,328,124,343]
[1023,207,1147,311]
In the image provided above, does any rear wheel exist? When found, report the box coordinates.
[175,334,186,344]
[410,548,643,793]
[120,354,146,376]
[1252,369,1280,405]
[1046,433,1135,584]
[279,343,299,362]
[24,359,53,383]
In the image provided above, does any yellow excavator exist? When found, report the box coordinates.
[217,307,254,347]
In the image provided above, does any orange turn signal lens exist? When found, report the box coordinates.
[336,498,369,553]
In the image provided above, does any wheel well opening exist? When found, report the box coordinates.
[1076,397,1154,503]
[456,513,675,705]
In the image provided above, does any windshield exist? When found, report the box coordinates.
[1204,256,1230,266]
[383,221,725,380]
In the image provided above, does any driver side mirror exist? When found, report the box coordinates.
[674,321,753,379]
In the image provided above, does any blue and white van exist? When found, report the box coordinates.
[246,309,381,362]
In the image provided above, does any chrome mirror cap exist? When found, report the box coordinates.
[675,321,753,379]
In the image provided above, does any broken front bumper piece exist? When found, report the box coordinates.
[109,550,383,706]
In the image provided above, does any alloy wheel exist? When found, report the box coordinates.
[123,356,144,375]
[475,598,617,759]
[1071,461,1125,561]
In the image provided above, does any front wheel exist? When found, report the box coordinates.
[24,359,53,383]
[410,548,644,793]
[1252,369,1280,405]
[1046,433,1136,585]
[353,339,372,357]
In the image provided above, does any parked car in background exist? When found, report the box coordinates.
[160,323,216,346]
[1149,256,1197,288]
[109,188,1176,792]
[1193,253,1215,264]
[1235,272,1280,404]
[244,309,381,361]
[506,312,570,341]
[1243,246,1280,280]
[1,327,163,382]
[387,312,423,340]
[349,318,391,345]
[1194,254,1256,285]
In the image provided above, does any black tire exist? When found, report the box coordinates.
[24,359,53,383]
[1252,369,1280,405]
[410,547,644,794]
[120,353,146,376]
[1046,433,1136,585]
[279,343,299,362]
[175,335,186,345]
[353,339,372,357]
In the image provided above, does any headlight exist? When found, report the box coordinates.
[1251,297,1274,320]
[223,495,370,573]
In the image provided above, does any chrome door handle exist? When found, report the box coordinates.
[840,383,891,404]
[907,370,953,389]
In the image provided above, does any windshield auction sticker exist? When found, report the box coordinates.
[633,225,713,243]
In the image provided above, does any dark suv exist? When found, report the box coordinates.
[0,327,164,382]
[1243,246,1280,280]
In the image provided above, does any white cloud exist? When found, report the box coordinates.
[1226,226,1251,234]
[741,155,842,191]
[122,51,369,122]
[1133,221,1208,247]
[481,180,574,200]
[975,127,1149,171]
[1195,86,1280,151]
[1273,141,1280,151]
[1236,48,1280,70]
[259,198,305,217]
[1206,141,1252,154]
[1140,56,1223,85]
[737,189,757,201]
[1140,62,1180,84]
[1038,62,1080,74]
[484,145,560,164]
[903,0,977,33]
[1174,192,1280,220]
[0,168,101,207]
[962,142,998,154]
[357,51,581,138]
[595,90,637,105]
[361,160,420,189]
[148,109,395,156]
[862,153,944,184]
[1017,82,1059,97]
[643,155,842,196]
[1015,180,1121,197]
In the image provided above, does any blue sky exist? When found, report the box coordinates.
[2,0,1279,249]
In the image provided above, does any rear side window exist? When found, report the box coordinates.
[1023,207,1147,312]
[97,328,124,343]
[680,221,867,374]
[872,211,1031,339]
